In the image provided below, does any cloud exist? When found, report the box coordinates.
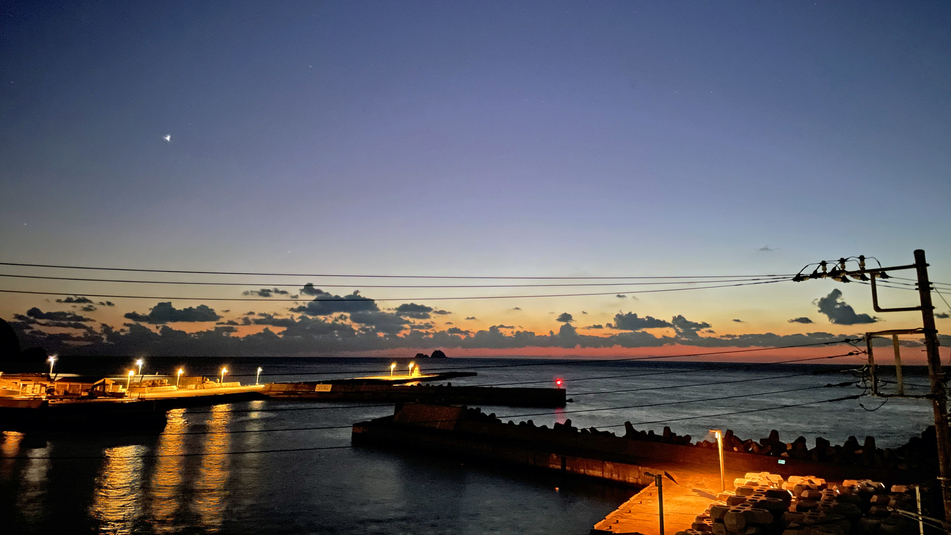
[513,307,522,311]
[244,313,297,327]
[291,290,379,316]
[612,312,672,331]
[758,245,774,252]
[465,316,477,320]
[556,312,573,323]
[81,304,97,312]
[395,303,434,319]
[816,289,877,325]
[492,324,515,329]
[671,315,711,339]
[217,320,240,326]
[788,317,813,324]
[349,311,410,335]
[243,288,290,298]
[300,283,323,296]
[99,301,115,306]
[123,302,222,324]
[581,311,587,315]
[586,324,604,329]
[446,327,470,336]
[733,319,743,323]
[26,307,94,322]
[56,296,93,304]
[937,312,950,319]
[616,294,627,298]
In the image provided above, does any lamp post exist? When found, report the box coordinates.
[711,429,726,492]
[390,362,396,376]
[126,370,134,390]
[408,362,415,376]
[47,355,56,378]
[135,359,144,381]
[256,367,263,385]
[645,471,665,535]
[220,367,228,384]
[176,368,184,387]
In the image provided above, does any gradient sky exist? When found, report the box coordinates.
[2,1,950,361]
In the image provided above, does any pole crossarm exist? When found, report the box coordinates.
[793,250,950,522]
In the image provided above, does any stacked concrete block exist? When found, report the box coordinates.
[679,472,932,535]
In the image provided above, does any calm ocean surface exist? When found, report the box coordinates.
[0,356,936,534]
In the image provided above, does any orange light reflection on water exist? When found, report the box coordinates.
[150,408,186,531]
[191,403,232,531]
[1,431,24,480]
[89,445,145,534]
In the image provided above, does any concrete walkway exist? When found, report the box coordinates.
[592,466,739,535]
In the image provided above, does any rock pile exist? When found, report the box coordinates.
[678,472,927,535]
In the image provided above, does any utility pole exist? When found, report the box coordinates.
[914,250,951,522]
[793,249,951,522]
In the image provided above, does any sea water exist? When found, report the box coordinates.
[0,357,937,534]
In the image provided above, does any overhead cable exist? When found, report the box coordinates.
[0,261,796,280]
[0,279,787,302]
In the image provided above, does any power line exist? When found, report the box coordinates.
[0,272,789,289]
[496,382,858,421]
[13,393,863,460]
[212,338,858,381]
[595,394,863,429]
[12,444,352,461]
[0,279,787,302]
[474,352,860,389]
[0,261,796,280]
[185,355,860,414]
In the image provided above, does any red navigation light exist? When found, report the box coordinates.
[555,378,563,388]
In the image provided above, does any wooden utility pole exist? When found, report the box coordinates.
[913,249,951,521]
[793,249,951,522]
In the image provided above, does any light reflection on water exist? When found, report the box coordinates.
[191,403,231,531]
[150,408,186,531]
[1,359,937,534]
[1,431,24,480]
[89,445,145,534]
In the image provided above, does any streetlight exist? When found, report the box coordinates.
[390,362,397,376]
[710,429,726,492]
[220,367,228,384]
[135,359,144,381]
[176,368,184,387]
[408,362,415,376]
[48,355,56,377]
[126,370,135,390]
[256,367,263,385]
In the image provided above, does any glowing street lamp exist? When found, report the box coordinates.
[220,367,228,384]
[390,362,397,376]
[126,370,135,390]
[135,359,144,380]
[48,355,56,377]
[408,362,415,376]
[710,429,726,492]
[256,367,263,385]
[176,368,184,387]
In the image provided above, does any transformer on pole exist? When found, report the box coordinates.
[793,249,951,522]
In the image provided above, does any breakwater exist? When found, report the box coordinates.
[266,380,566,407]
[352,404,936,485]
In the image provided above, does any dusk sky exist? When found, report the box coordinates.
[2,1,950,361]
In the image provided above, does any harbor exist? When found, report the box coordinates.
[353,402,943,533]
[0,356,945,534]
